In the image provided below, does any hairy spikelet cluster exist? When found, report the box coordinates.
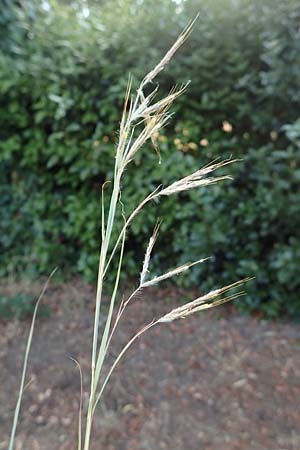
[159,159,237,196]
[158,279,251,323]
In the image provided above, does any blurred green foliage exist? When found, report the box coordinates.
[1,0,300,317]
[0,293,50,320]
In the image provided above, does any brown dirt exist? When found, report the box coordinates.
[0,279,300,450]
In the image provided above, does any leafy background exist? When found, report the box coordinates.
[1,0,300,317]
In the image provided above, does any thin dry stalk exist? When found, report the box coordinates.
[8,268,57,450]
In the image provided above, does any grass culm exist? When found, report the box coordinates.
[8,19,249,450]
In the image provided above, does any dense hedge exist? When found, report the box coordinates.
[1,0,300,317]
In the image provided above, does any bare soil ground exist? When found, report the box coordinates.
[0,279,300,450]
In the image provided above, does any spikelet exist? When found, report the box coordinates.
[141,258,209,288]
[159,159,237,196]
[158,279,251,323]
[140,222,161,285]
[141,84,189,118]
[143,17,198,85]
[124,112,171,165]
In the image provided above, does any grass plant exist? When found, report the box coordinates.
[8,19,249,450]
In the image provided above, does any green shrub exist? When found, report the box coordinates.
[1,0,300,317]
[171,137,300,318]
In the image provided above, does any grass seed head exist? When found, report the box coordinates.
[158,278,252,323]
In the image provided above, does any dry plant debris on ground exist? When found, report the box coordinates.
[1,279,300,450]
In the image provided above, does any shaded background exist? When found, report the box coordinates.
[1,0,300,317]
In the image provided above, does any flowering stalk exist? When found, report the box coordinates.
[82,18,249,450]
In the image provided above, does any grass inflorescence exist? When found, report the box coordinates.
[8,18,250,450]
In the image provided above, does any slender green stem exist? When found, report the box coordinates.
[91,173,121,386]
[86,171,122,449]
[8,268,57,450]
[83,404,93,450]
[93,222,126,390]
